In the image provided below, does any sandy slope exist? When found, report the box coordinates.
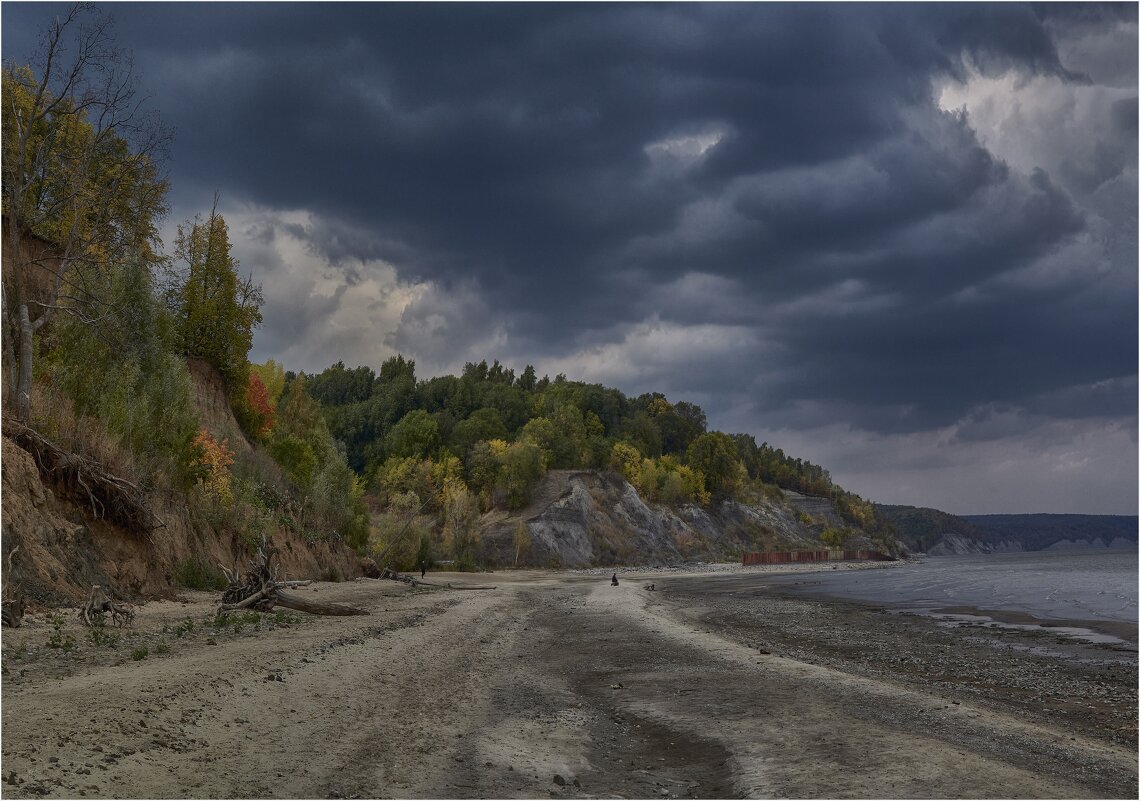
[1,568,1135,799]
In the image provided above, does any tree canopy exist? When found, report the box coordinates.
[169,206,263,391]
[2,6,171,422]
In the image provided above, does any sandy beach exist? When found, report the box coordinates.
[1,564,1136,799]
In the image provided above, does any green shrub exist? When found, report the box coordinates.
[168,618,195,638]
[46,614,75,651]
[173,558,228,591]
[86,623,119,648]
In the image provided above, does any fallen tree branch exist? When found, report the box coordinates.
[380,567,421,586]
[376,568,496,591]
[218,587,272,613]
[273,590,370,616]
[218,536,368,617]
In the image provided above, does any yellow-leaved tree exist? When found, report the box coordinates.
[2,7,170,422]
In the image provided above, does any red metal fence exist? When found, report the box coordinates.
[742,549,889,565]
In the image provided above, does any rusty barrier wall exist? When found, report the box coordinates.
[742,549,888,565]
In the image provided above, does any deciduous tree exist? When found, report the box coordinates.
[686,431,745,500]
[3,6,171,421]
[243,372,276,441]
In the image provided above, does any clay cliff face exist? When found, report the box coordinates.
[476,470,838,568]
[2,434,362,607]
[1,360,361,608]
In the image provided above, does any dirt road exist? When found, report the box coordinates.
[2,569,1136,798]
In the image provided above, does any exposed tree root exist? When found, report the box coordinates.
[79,584,134,627]
[1,545,24,628]
[3,419,163,535]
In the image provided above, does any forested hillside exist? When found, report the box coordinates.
[286,355,897,568]
[1,10,896,611]
[875,505,990,554]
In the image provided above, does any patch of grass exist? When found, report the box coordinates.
[86,621,119,648]
[273,610,299,626]
[130,646,149,661]
[173,558,228,591]
[163,618,197,638]
[155,639,170,655]
[212,610,262,631]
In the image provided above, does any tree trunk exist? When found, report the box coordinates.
[1,292,16,412]
[272,590,369,617]
[16,303,35,422]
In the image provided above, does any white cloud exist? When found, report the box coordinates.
[644,127,726,169]
[541,315,768,392]
[216,205,430,374]
[937,64,1137,206]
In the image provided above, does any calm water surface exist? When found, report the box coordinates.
[758,549,1138,636]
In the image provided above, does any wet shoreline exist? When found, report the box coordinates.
[659,572,1139,760]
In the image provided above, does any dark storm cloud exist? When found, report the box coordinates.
[3,3,1135,511]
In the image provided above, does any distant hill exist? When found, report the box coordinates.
[876,505,1138,554]
[875,505,989,554]
[963,514,1138,552]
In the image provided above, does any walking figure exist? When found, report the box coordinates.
[611,572,619,586]
[420,561,426,580]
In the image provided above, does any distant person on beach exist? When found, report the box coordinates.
[420,561,426,579]
[611,572,619,586]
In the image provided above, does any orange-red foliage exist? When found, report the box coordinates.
[245,372,276,440]
[192,428,235,503]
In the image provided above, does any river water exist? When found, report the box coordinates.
[755,549,1138,644]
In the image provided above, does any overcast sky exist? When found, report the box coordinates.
[4,3,1137,515]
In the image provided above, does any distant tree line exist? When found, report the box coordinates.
[269,355,896,565]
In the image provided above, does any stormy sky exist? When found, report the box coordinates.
[4,3,1137,515]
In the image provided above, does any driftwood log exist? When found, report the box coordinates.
[377,568,495,591]
[219,538,368,617]
[380,567,429,586]
[1,545,25,628]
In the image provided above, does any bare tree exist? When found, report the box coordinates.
[2,3,171,422]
